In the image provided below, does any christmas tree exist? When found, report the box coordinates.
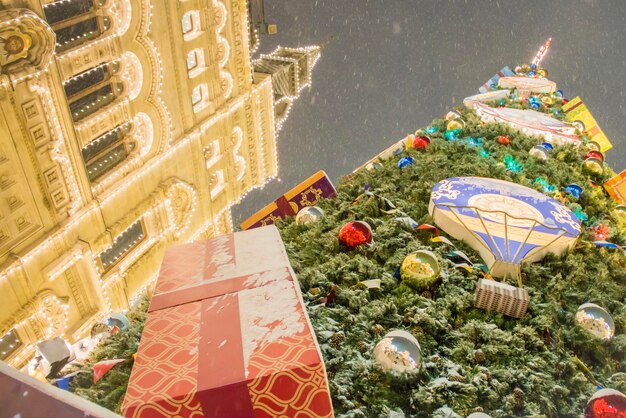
[67,61,626,417]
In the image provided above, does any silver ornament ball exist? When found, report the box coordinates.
[575,303,615,340]
[373,330,421,373]
[295,206,324,225]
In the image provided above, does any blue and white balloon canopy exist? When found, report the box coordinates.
[428,177,581,279]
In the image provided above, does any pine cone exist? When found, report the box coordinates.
[342,316,356,327]
[367,370,383,382]
[371,324,385,336]
[430,354,442,364]
[357,340,368,353]
[411,325,424,338]
[421,290,433,299]
[513,387,525,407]
[448,373,466,382]
[471,407,484,413]
[473,349,486,364]
[479,367,491,380]
[329,332,345,348]
[402,312,413,324]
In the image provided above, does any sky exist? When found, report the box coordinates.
[232,0,626,225]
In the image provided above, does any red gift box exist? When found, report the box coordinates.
[240,171,336,230]
[122,226,333,418]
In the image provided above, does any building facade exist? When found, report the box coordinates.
[0,0,319,368]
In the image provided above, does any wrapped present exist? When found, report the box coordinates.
[562,96,613,152]
[0,362,120,418]
[498,76,557,97]
[472,102,581,147]
[122,226,333,418]
[463,89,510,107]
[240,170,336,230]
[478,66,515,93]
[604,170,626,204]
[474,278,529,318]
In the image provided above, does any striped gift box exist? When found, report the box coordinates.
[562,96,613,152]
[474,278,529,318]
[604,170,626,205]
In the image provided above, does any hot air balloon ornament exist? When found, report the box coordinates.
[428,177,581,279]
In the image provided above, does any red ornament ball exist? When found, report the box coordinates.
[338,221,373,249]
[412,135,431,149]
[562,99,569,105]
[584,389,626,418]
[586,150,604,162]
[497,135,511,146]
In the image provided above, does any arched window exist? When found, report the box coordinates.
[69,81,123,122]
[191,83,209,113]
[209,171,225,200]
[186,48,206,77]
[64,61,118,98]
[181,10,202,41]
[204,139,221,168]
[43,0,98,25]
[43,0,112,53]
[82,123,134,182]
[98,219,145,272]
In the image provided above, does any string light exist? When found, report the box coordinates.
[531,38,552,67]
[1,0,315,367]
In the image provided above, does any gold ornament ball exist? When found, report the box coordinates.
[575,303,615,340]
[446,120,464,131]
[586,141,602,152]
[583,157,604,175]
[541,95,554,105]
[400,250,441,289]
[295,206,324,225]
[537,68,548,78]
[373,330,421,373]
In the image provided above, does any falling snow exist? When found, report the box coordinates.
[234,0,626,224]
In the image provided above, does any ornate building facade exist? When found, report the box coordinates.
[0,0,319,368]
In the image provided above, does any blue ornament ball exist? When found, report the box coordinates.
[397,156,414,169]
[565,184,583,199]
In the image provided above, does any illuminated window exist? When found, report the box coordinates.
[99,220,145,271]
[82,123,133,182]
[186,48,206,77]
[204,139,221,168]
[64,64,111,98]
[54,16,111,52]
[191,83,209,112]
[209,170,225,200]
[0,330,21,361]
[182,10,202,40]
[69,82,123,122]
[44,0,96,26]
